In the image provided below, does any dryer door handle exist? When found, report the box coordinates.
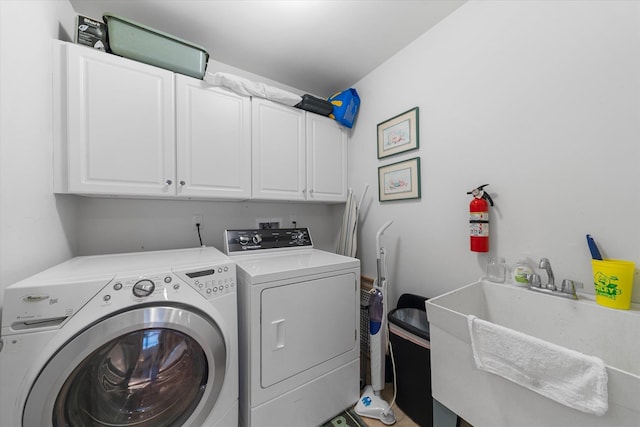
[272,319,286,350]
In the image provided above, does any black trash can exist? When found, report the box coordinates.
[388,293,432,427]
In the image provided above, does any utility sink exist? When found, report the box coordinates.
[425,280,640,427]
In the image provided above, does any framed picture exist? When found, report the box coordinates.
[378,157,421,202]
[377,107,419,159]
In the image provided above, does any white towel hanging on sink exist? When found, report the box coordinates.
[468,315,608,416]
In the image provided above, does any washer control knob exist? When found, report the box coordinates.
[239,235,250,245]
[293,231,305,242]
[132,279,155,297]
[252,233,262,244]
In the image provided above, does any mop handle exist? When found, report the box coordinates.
[375,220,393,258]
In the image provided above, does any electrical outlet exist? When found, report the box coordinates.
[256,218,281,229]
[193,215,203,230]
[259,222,279,229]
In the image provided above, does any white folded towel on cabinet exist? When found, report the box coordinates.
[204,71,302,106]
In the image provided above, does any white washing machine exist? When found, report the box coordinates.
[0,247,238,427]
[224,228,361,427]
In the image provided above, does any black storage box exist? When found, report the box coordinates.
[295,94,333,116]
[388,294,433,427]
[75,15,108,51]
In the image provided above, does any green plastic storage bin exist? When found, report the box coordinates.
[103,13,208,79]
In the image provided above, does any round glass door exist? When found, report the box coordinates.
[53,328,206,426]
[23,306,226,427]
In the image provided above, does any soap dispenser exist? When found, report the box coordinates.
[511,257,534,286]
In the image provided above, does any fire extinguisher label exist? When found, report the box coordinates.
[470,212,489,237]
[470,212,488,221]
[470,222,489,237]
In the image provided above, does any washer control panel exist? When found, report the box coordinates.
[105,262,236,303]
[178,263,237,300]
[225,228,313,254]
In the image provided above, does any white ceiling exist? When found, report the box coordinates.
[69,0,466,97]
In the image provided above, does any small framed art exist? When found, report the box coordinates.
[377,107,419,159]
[378,157,421,202]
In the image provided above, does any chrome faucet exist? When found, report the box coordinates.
[538,258,555,290]
[526,257,583,300]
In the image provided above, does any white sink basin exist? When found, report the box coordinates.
[426,280,640,427]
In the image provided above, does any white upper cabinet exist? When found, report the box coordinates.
[251,98,306,201]
[306,113,348,202]
[54,40,176,196]
[175,75,251,199]
[252,98,348,202]
[53,40,347,202]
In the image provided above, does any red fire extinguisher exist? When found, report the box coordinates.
[467,184,494,252]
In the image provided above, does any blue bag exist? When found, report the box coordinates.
[328,88,360,128]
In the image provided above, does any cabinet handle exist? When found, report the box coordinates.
[180,181,186,186]
[165,180,173,186]
[309,189,314,194]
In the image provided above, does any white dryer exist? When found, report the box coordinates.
[224,228,360,427]
[0,247,238,427]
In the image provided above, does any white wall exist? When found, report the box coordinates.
[0,0,78,309]
[74,197,342,255]
[349,0,640,306]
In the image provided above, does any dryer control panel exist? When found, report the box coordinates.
[224,228,313,254]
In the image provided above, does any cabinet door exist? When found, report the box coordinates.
[251,98,305,201]
[60,42,176,196]
[176,76,251,199]
[306,114,348,202]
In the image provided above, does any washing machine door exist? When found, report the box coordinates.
[23,305,226,427]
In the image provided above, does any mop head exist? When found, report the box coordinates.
[354,385,396,425]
